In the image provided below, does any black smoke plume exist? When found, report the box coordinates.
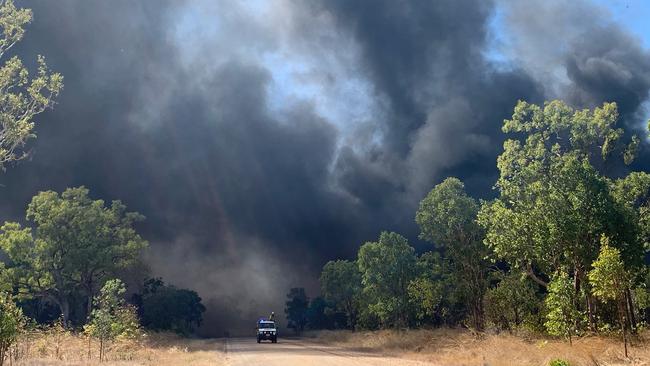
[0,0,648,335]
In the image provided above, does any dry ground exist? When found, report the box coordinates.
[5,329,650,365]
[7,331,226,366]
[307,328,650,366]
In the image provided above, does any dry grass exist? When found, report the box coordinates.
[6,331,226,366]
[308,328,650,366]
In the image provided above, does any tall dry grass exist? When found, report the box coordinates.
[309,328,650,366]
[5,330,226,366]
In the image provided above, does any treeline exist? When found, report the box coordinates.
[0,187,206,362]
[286,101,650,355]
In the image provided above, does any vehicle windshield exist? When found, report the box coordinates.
[259,322,275,329]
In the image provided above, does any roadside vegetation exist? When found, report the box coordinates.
[0,2,206,364]
[306,328,650,366]
[1,0,649,365]
[286,100,650,363]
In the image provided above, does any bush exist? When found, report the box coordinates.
[549,359,571,366]
[484,272,539,331]
[133,278,205,335]
[0,293,25,366]
[85,279,141,362]
[544,273,583,343]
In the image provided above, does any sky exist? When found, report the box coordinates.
[1,0,650,335]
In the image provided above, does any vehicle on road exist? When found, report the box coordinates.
[257,319,277,343]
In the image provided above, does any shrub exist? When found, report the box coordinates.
[133,278,205,335]
[549,359,571,366]
[484,272,539,331]
[85,279,141,362]
[0,293,25,366]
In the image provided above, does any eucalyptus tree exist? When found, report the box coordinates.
[416,177,491,329]
[320,260,362,329]
[357,231,416,328]
[0,187,147,325]
[478,100,644,329]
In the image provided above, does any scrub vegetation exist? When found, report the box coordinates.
[0,2,206,364]
[0,0,649,365]
[287,100,650,362]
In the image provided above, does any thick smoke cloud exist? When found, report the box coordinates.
[0,0,648,335]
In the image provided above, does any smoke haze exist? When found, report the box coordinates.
[0,0,649,335]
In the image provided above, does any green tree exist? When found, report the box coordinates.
[305,297,335,330]
[0,293,25,366]
[357,231,416,328]
[588,237,630,357]
[416,177,491,329]
[545,272,582,344]
[484,271,540,331]
[320,260,361,329]
[0,0,63,169]
[478,100,643,330]
[407,252,446,325]
[84,279,140,362]
[133,278,205,335]
[0,187,147,326]
[610,172,650,329]
[285,287,309,333]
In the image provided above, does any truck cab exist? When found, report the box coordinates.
[256,320,277,343]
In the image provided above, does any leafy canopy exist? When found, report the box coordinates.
[416,177,490,329]
[0,187,147,325]
[0,0,63,169]
[479,100,642,286]
[357,231,416,327]
[285,287,309,333]
[134,278,205,335]
[320,260,361,329]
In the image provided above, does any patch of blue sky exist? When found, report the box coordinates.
[482,3,513,71]
[597,0,650,48]
[263,50,376,128]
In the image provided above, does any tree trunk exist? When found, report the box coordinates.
[51,296,71,327]
[99,338,103,362]
[586,294,596,332]
[618,299,628,358]
[625,288,637,333]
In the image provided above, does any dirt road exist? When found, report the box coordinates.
[223,337,435,366]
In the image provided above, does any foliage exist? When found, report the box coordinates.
[0,263,9,293]
[133,278,205,335]
[484,271,540,331]
[285,287,309,333]
[305,297,339,330]
[84,279,140,362]
[478,100,647,334]
[320,260,361,329]
[0,293,25,366]
[357,231,416,328]
[549,359,571,366]
[0,187,148,326]
[589,237,628,302]
[416,177,491,329]
[544,272,582,343]
[588,237,630,356]
[407,252,446,324]
[634,271,650,325]
[0,0,63,170]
